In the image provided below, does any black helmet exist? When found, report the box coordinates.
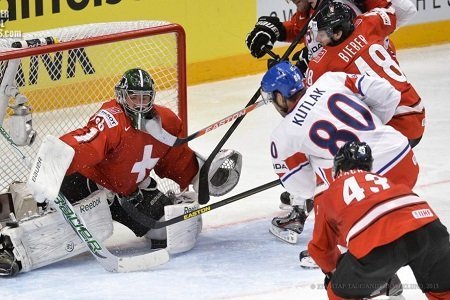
[313,1,355,45]
[115,68,156,128]
[333,141,373,177]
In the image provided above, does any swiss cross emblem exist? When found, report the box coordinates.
[131,145,159,182]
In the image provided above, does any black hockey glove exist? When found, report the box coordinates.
[120,178,173,223]
[292,46,310,76]
[246,16,286,58]
[324,272,333,289]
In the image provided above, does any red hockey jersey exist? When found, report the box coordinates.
[60,100,199,196]
[308,170,437,273]
[306,7,424,139]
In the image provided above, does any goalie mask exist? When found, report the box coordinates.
[115,68,156,129]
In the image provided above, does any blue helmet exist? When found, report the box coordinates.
[260,60,305,101]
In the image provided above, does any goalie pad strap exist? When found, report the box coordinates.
[145,191,202,254]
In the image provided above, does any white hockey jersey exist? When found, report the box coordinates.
[270,72,409,201]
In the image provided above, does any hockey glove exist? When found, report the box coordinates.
[246,16,286,58]
[292,46,310,76]
[324,272,333,289]
[118,178,173,227]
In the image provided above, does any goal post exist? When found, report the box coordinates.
[0,21,187,194]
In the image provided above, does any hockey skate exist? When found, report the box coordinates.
[299,250,319,269]
[269,206,307,244]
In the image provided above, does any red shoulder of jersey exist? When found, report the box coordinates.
[283,11,310,42]
[153,104,185,137]
[362,0,390,11]
[358,8,396,37]
[61,100,131,174]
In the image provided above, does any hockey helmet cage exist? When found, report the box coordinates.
[115,68,156,120]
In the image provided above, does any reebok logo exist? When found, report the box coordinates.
[80,197,101,213]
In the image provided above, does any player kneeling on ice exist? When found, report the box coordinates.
[260,61,419,244]
[306,141,450,300]
[0,68,242,277]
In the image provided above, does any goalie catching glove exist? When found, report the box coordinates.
[193,149,243,197]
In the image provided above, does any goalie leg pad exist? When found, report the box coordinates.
[1,190,113,272]
[145,191,202,254]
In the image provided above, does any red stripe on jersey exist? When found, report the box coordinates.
[285,152,308,170]
[345,75,361,95]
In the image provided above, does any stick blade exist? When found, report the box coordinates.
[116,249,170,272]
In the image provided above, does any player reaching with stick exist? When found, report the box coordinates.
[246,0,417,214]
[259,61,418,245]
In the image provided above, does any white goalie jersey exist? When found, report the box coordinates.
[270,72,408,201]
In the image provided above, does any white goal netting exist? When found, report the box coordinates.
[0,21,187,194]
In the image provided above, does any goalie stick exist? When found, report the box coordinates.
[197,1,329,205]
[0,125,169,272]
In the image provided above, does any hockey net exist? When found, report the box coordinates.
[0,21,187,195]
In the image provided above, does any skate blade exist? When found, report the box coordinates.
[299,256,319,269]
[269,225,298,244]
[278,203,293,211]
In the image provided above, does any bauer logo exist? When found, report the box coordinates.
[31,157,43,182]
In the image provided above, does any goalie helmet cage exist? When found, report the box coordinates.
[0,21,187,195]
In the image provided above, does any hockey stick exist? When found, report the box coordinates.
[197,3,327,205]
[114,179,280,229]
[152,179,281,229]
[0,126,169,272]
[169,99,271,146]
